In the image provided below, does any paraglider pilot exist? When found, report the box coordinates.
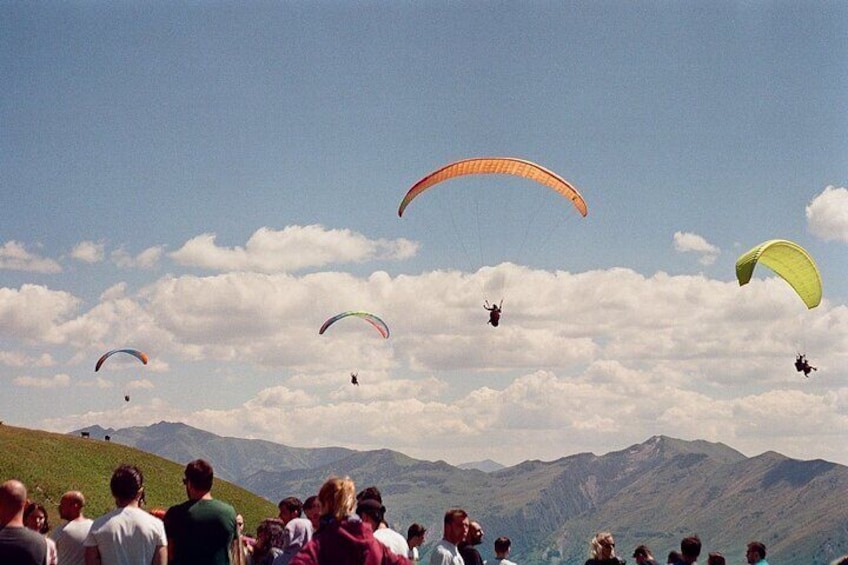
[484,300,502,327]
[794,354,817,377]
[350,372,359,386]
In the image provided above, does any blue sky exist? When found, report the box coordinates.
[2,1,847,466]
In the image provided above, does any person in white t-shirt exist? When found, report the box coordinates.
[429,508,468,565]
[407,523,427,563]
[51,491,93,565]
[84,464,167,565]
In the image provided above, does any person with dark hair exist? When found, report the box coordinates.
[356,500,384,533]
[51,491,93,565]
[356,499,408,557]
[745,541,767,565]
[356,487,383,505]
[278,497,304,524]
[84,464,167,565]
[429,508,468,565]
[276,495,314,564]
[164,458,237,565]
[633,545,658,565]
[493,536,517,565]
[24,501,58,565]
[184,459,215,491]
[707,552,726,565]
[406,524,426,564]
[0,479,48,565]
[676,535,701,565]
[24,502,50,535]
[303,496,321,532]
[666,551,682,565]
[356,487,407,557]
[289,476,409,565]
[251,518,286,565]
[459,520,484,565]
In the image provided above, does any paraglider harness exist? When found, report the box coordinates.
[794,354,817,377]
[484,300,503,327]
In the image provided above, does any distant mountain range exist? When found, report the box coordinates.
[457,459,506,473]
[75,422,848,565]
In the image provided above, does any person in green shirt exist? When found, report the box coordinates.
[164,459,237,565]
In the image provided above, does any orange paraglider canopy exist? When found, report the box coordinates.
[398,157,587,218]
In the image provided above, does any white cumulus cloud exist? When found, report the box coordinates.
[19,262,848,467]
[0,285,80,343]
[71,241,105,263]
[0,241,62,273]
[169,225,419,273]
[673,231,720,265]
[807,186,848,243]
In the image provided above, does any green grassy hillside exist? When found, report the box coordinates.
[0,424,277,534]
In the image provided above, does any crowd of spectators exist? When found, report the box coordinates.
[3,462,846,565]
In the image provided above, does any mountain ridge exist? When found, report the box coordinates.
[457,459,506,473]
[72,423,848,565]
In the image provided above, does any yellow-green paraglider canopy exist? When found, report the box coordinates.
[735,239,822,309]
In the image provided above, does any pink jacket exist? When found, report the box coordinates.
[289,518,410,565]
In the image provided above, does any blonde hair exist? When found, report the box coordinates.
[589,532,616,559]
[318,476,356,522]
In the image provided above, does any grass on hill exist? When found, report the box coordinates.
[0,424,277,535]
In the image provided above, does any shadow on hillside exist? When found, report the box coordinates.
[761,459,836,488]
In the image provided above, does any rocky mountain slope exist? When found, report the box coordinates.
[76,422,848,565]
